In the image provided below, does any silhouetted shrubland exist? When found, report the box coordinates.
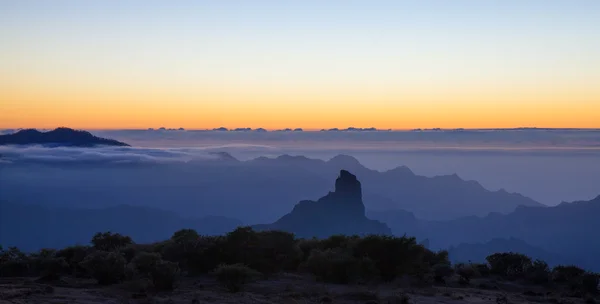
[0,228,598,296]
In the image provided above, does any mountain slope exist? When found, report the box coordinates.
[254,170,392,238]
[249,154,543,220]
[0,128,129,147]
[370,195,600,271]
[0,153,542,223]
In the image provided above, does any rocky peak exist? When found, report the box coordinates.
[334,170,362,201]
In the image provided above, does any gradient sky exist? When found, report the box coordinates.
[1,0,599,130]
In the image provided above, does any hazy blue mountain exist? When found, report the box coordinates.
[0,202,242,251]
[254,170,391,238]
[370,195,600,271]
[0,154,542,223]
[0,128,129,147]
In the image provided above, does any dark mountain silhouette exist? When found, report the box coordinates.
[370,195,600,271]
[0,128,129,147]
[254,170,392,238]
[0,154,542,224]
[0,202,242,251]
[246,154,542,220]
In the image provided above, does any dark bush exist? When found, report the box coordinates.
[581,272,599,294]
[161,233,225,275]
[29,249,69,280]
[353,235,430,281]
[91,232,133,251]
[214,263,260,292]
[80,251,126,285]
[0,246,29,277]
[130,252,179,291]
[552,265,586,283]
[221,227,302,275]
[455,263,478,285]
[131,252,162,276]
[149,260,180,291]
[433,263,454,283]
[318,235,359,251]
[303,248,377,284]
[486,252,532,278]
[527,259,550,284]
[56,245,91,276]
[171,229,200,243]
[472,263,491,277]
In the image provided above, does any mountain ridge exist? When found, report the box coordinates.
[254,170,392,238]
[0,127,129,147]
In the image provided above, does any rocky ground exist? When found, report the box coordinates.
[0,274,595,304]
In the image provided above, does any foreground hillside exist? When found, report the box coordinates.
[1,228,598,304]
[1,273,596,304]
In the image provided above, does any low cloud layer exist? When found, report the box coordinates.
[0,145,267,164]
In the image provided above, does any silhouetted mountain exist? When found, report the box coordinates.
[0,202,242,251]
[0,154,542,224]
[448,238,569,266]
[370,195,600,271]
[254,170,391,238]
[0,128,129,147]
[247,154,542,220]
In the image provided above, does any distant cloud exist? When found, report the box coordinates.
[0,146,253,164]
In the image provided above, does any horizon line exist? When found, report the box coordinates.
[4,126,600,132]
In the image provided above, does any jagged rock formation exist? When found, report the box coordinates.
[0,128,129,147]
[254,170,391,238]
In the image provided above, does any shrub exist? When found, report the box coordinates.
[171,229,200,243]
[91,232,133,251]
[0,246,29,277]
[214,263,260,292]
[472,263,491,277]
[486,252,532,278]
[55,245,91,276]
[455,263,478,285]
[353,235,427,281]
[37,257,69,281]
[29,249,69,280]
[161,234,225,275]
[527,259,550,284]
[131,252,162,277]
[130,252,179,291]
[303,248,377,284]
[433,263,454,283]
[149,260,180,291]
[80,251,126,285]
[552,265,586,283]
[581,272,599,294]
[221,228,302,275]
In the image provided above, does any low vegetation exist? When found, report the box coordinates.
[1,227,599,298]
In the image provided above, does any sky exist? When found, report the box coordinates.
[1,0,599,130]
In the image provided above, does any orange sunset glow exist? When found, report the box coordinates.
[1,1,599,130]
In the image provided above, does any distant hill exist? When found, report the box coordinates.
[246,154,542,220]
[0,202,242,251]
[0,127,129,147]
[254,170,391,238]
[0,153,542,223]
[370,195,600,271]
